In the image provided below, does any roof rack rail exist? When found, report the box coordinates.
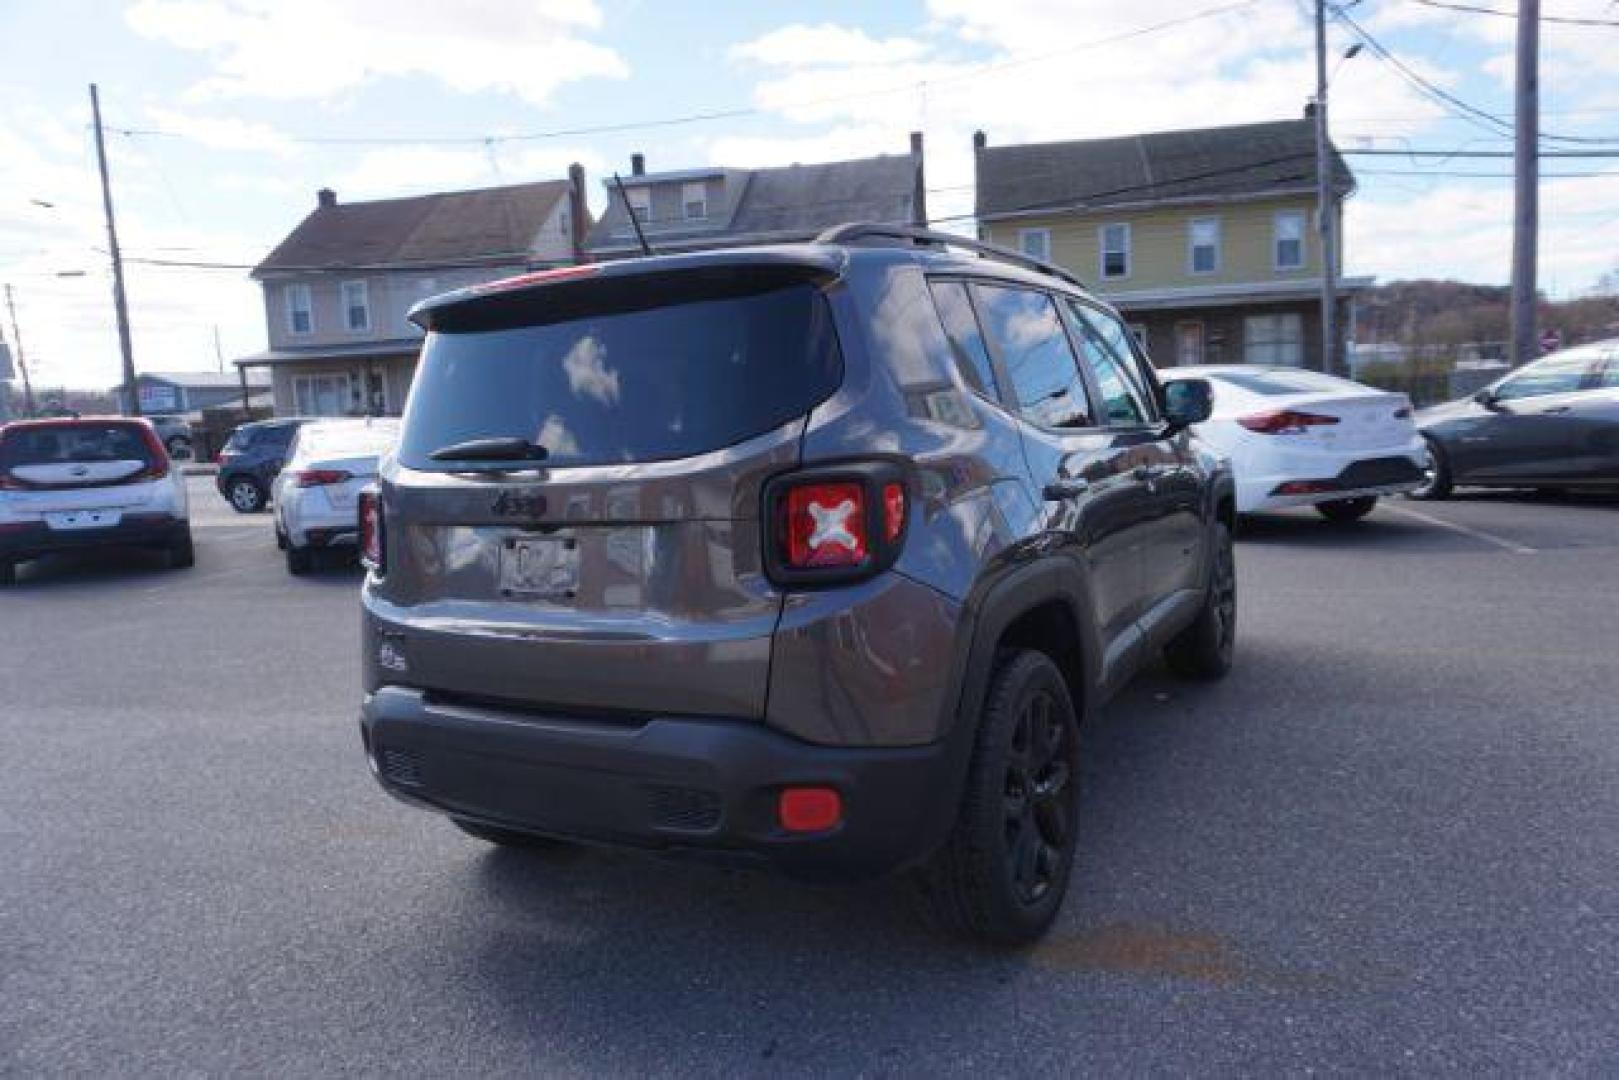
[814,222,1088,290]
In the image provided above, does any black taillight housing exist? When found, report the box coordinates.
[358,485,385,574]
[762,460,909,587]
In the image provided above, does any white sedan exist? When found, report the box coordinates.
[271,417,398,574]
[1159,366,1426,521]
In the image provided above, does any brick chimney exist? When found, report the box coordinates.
[567,162,589,263]
[317,187,337,208]
[909,131,927,227]
[630,153,645,177]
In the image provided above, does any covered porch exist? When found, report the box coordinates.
[233,339,421,418]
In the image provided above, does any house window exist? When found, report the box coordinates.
[625,186,650,224]
[1245,313,1305,365]
[341,280,370,332]
[1188,217,1220,275]
[292,372,351,416]
[682,181,707,221]
[1274,211,1306,270]
[286,283,313,335]
[1018,228,1051,262]
[1100,223,1130,279]
[1176,321,1205,366]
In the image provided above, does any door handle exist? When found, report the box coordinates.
[1043,478,1090,501]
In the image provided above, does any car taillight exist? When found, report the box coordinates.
[1237,410,1342,434]
[358,487,384,573]
[295,468,352,488]
[765,463,909,586]
[130,422,171,482]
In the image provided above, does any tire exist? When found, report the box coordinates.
[1407,436,1452,500]
[915,649,1081,946]
[1315,496,1378,523]
[0,560,14,586]
[1164,522,1236,680]
[274,525,288,551]
[452,818,569,849]
[166,530,195,570]
[226,476,266,513]
[285,544,314,575]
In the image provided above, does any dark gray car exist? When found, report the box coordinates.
[357,225,1235,944]
[1412,340,1619,498]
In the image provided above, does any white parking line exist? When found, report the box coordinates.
[1384,504,1538,555]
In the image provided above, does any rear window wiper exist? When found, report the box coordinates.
[428,437,549,463]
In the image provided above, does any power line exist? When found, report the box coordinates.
[101,1,1258,150]
[1409,0,1619,26]
[1341,147,1619,156]
[1333,5,1619,145]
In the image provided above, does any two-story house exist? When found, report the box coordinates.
[975,119,1367,370]
[584,134,926,258]
[237,172,589,417]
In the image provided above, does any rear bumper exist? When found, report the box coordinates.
[1237,452,1425,512]
[360,685,964,880]
[0,515,187,561]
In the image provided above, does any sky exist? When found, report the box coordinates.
[2,0,1617,390]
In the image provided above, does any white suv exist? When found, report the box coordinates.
[0,417,193,585]
[272,417,398,574]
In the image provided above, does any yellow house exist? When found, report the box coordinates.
[975,118,1368,371]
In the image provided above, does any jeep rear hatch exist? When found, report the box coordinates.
[373,261,844,721]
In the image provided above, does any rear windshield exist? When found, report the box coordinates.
[1204,370,1361,397]
[1,423,155,469]
[398,281,842,469]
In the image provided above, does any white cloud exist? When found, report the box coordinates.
[125,0,628,106]
[730,24,929,68]
[329,144,605,201]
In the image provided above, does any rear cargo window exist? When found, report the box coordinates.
[398,281,842,469]
[0,423,154,468]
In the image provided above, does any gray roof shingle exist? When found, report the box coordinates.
[585,153,916,253]
[975,119,1353,219]
[254,180,571,275]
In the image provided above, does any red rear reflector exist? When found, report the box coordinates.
[295,468,352,488]
[473,264,600,293]
[1238,410,1341,434]
[1273,480,1335,495]
[778,787,842,833]
[882,482,905,543]
[785,482,868,568]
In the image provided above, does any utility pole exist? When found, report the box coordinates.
[1313,0,1339,376]
[1510,0,1539,367]
[5,284,37,418]
[90,84,141,417]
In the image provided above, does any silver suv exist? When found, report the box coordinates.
[358,225,1234,943]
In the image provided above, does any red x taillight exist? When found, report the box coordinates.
[766,463,908,586]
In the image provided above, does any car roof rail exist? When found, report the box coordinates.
[814,222,1089,291]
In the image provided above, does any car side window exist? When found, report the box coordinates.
[1066,301,1158,425]
[1598,359,1619,389]
[928,280,1000,400]
[972,285,1094,429]
[1495,357,1587,401]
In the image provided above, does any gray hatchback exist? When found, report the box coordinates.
[358,225,1236,943]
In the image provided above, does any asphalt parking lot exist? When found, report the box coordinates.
[2,476,1616,1074]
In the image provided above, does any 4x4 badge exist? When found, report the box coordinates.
[492,490,547,517]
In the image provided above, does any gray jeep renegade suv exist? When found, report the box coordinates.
[359,224,1234,943]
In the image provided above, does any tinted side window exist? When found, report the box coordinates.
[1495,357,1587,401]
[973,285,1093,428]
[928,280,999,399]
[1068,301,1158,423]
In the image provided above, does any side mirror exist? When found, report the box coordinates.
[1163,378,1214,429]
[1473,388,1501,410]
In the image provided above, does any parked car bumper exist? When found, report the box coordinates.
[359,684,965,881]
[281,495,361,548]
[0,513,188,562]
[1236,451,1426,512]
